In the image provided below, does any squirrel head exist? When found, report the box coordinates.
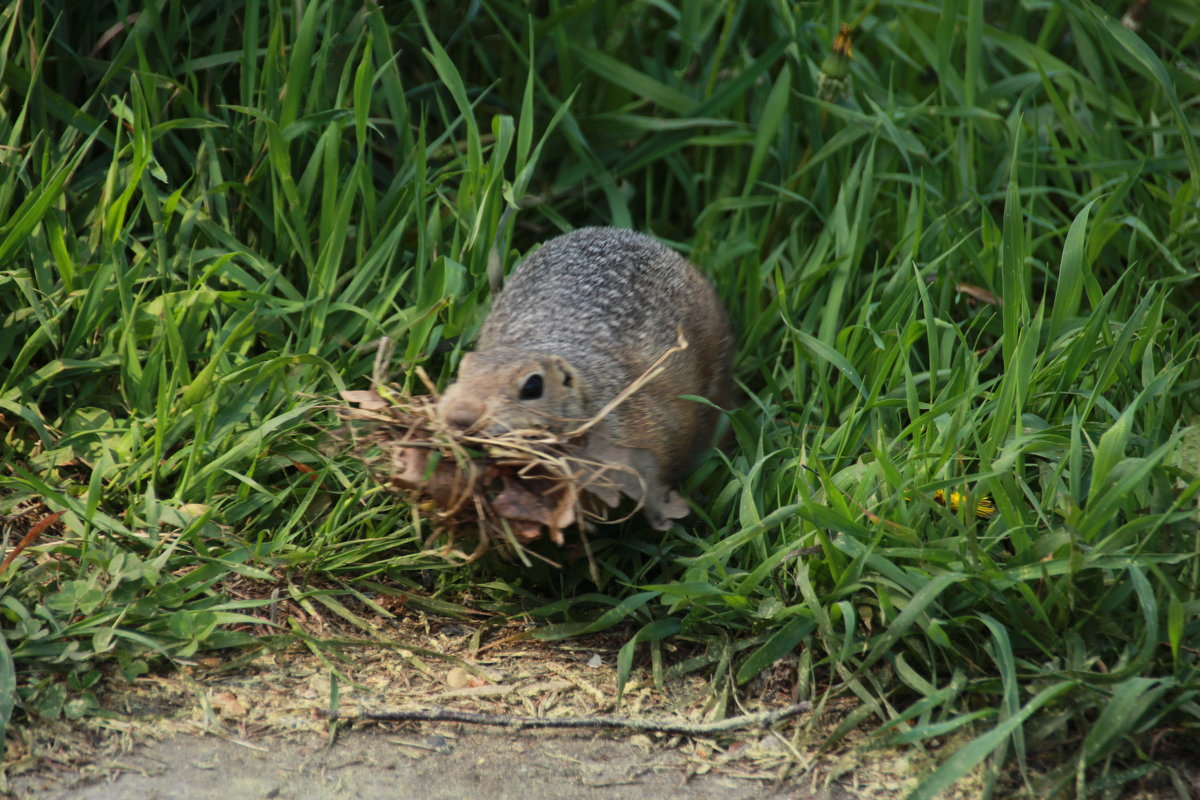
[437,347,588,435]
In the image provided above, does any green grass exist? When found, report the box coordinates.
[2,0,1200,796]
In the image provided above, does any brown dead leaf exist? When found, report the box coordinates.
[210,691,248,718]
[491,476,577,545]
[340,389,389,410]
[389,446,473,513]
[444,667,488,690]
[955,282,1002,307]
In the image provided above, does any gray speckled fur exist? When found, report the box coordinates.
[440,227,734,529]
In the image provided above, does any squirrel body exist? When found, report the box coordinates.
[437,227,734,529]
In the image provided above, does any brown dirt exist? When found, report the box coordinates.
[2,611,957,800]
[13,728,828,800]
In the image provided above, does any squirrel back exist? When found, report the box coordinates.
[438,227,734,529]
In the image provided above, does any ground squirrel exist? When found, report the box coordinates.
[437,227,734,530]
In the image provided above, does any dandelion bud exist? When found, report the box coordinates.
[818,23,854,101]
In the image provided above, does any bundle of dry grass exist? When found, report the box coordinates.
[337,381,642,568]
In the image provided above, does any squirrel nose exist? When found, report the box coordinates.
[446,409,477,431]
[440,397,484,431]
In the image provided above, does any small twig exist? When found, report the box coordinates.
[0,511,64,578]
[414,364,440,398]
[317,701,811,735]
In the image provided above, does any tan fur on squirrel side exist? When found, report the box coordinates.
[437,227,734,530]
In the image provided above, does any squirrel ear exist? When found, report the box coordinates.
[548,356,576,388]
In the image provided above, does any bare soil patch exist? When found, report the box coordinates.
[4,612,956,799]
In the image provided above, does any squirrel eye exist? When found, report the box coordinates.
[518,373,544,400]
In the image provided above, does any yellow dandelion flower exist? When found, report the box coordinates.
[932,489,997,519]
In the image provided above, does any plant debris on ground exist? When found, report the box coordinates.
[338,382,642,570]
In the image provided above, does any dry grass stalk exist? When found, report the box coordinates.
[337,336,688,566]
